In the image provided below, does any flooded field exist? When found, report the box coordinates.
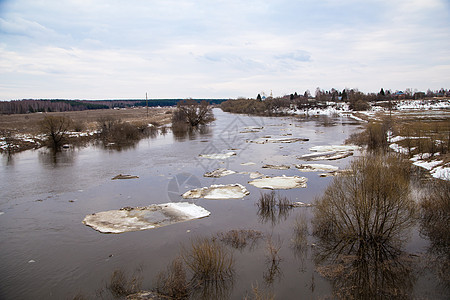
[0,109,447,299]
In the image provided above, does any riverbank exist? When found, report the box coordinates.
[0,107,174,153]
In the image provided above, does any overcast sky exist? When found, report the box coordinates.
[0,0,449,100]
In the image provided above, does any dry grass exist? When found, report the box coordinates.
[182,237,234,282]
[257,192,293,225]
[107,269,142,298]
[156,257,189,299]
[0,107,172,135]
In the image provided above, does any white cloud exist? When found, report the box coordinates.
[0,0,449,99]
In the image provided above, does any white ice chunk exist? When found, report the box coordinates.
[204,168,236,178]
[309,145,360,152]
[199,152,236,159]
[82,202,210,234]
[295,164,339,172]
[182,184,250,199]
[240,162,256,166]
[248,175,307,189]
[262,164,290,170]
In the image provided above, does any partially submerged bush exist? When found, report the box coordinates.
[182,237,234,282]
[40,115,72,149]
[156,257,189,299]
[173,99,214,127]
[107,269,142,297]
[257,191,293,225]
[313,154,415,247]
[97,116,157,146]
[346,119,390,151]
[313,154,417,299]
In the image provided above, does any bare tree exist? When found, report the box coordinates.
[174,99,214,127]
[40,115,72,149]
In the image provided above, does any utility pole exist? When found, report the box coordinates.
[146,92,148,118]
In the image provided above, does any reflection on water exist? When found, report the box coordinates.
[172,123,211,141]
[314,241,415,299]
[38,149,75,167]
[419,180,450,289]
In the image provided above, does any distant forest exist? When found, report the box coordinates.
[0,99,228,114]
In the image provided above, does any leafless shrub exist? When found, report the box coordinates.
[156,256,189,299]
[173,99,214,127]
[40,115,72,149]
[312,154,417,299]
[71,119,86,132]
[217,229,263,250]
[107,269,142,298]
[313,154,415,246]
[182,237,234,282]
[346,120,390,151]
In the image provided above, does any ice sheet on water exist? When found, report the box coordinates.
[83,202,210,234]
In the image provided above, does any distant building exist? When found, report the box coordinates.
[414,92,425,99]
[393,91,406,99]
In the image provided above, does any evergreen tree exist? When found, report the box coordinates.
[256,94,262,101]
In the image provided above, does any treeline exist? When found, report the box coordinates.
[0,99,228,115]
[222,87,449,115]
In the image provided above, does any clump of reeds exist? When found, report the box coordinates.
[156,256,189,299]
[265,235,282,264]
[182,237,234,282]
[218,229,264,250]
[257,191,293,225]
[107,269,142,297]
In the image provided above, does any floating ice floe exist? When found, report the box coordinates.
[295,164,339,172]
[299,145,359,161]
[309,145,360,152]
[262,164,290,170]
[82,202,210,234]
[112,174,139,180]
[248,175,307,189]
[247,137,309,144]
[299,151,353,161]
[199,152,236,159]
[291,202,313,207]
[240,162,256,166]
[204,168,236,178]
[318,169,352,177]
[239,171,264,179]
[182,183,250,199]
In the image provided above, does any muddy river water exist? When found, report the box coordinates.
[0,109,447,299]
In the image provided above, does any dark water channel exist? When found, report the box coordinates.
[0,109,446,299]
